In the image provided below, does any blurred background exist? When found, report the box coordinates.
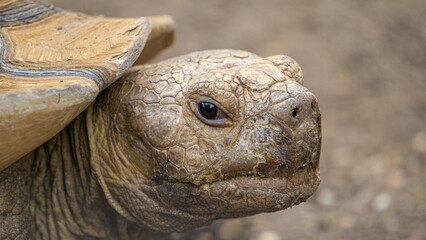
[51,0,426,239]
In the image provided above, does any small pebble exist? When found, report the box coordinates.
[255,230,282,240]
[372,193,391,212]
[316,188,336,207]
[386,170,406,190]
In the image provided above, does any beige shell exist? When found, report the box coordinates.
[0,0,174,170]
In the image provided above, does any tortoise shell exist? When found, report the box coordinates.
[0,0,174,170]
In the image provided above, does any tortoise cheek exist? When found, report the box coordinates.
[141,105,184,149]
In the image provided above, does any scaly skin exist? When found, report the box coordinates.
[0,49,321,239]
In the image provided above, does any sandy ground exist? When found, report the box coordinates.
[51,0,426,239]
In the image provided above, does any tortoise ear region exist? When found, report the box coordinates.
[266,55,303,85]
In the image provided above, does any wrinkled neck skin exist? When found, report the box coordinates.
[30,111,141,240]
[29,87,215,240]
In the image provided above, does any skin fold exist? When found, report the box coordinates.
[0,49,321,239]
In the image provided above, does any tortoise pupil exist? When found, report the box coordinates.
[199,102,218,120]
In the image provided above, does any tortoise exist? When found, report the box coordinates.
[0,0,321,239]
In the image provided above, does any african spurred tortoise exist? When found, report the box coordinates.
[0,1,321,239]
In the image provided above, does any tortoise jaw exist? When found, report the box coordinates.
[132,164,319,233]
[154,162,320,217]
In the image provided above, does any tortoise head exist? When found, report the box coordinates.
[88,50,321,233]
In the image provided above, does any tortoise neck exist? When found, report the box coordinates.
[30,112,120,239]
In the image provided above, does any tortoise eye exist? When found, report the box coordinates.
[193,101,230,126]
[190,97,232,127]
[198,102,218,119]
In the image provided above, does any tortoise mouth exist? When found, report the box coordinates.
[154,162,320,217]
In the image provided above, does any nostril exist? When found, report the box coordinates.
[270,93,319,125]
[292,107,299,119]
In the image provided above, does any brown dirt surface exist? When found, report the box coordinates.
[51,0,426,239]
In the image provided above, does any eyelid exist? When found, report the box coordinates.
[193,96,234,119]
[189,97,233,127]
